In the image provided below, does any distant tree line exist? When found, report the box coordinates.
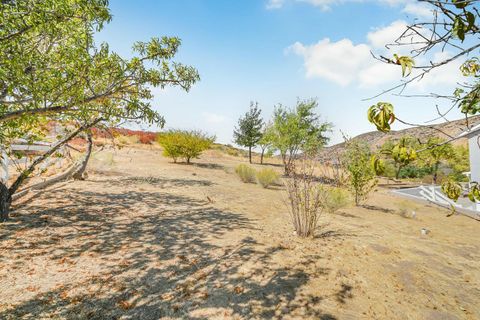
[233,99,332,175]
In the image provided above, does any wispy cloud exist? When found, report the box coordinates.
[202,112,228,124]
[266,0,285,10]
[268,0,435,16]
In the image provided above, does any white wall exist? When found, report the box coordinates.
[469,135,480,183]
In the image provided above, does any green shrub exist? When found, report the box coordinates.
[319,186,350,213]
[256,168,280,188]
[398,165,431,179]
[157,130,215,164]
[235,164,257,183]
[343,140,377,206]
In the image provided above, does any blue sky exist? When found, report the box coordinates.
[96,0,465,146]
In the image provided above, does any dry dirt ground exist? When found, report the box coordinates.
[0,146,479,320]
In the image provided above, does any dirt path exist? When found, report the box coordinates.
[0,147,479,319]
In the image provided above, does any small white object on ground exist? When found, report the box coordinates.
[421,228,430,236]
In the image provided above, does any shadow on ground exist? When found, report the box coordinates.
[90,175,215,188]
[0,176,348,319]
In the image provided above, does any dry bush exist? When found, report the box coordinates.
[319,186,351,213]
[235,164,256,183]
[284,159,325,237]
[256,168,280,188]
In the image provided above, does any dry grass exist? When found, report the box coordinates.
[0,146,479,319]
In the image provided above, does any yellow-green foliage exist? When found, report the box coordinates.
[319,186,351,213]
[157,130,215,164]
[235,164,257,183]
[210,143,247,157]
[256,168,280,188]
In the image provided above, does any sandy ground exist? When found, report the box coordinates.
[0,146,479,319]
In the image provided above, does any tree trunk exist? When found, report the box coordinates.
[0,118,103,222]
[433,163,438,185]
[8,118,103,196]
[248,146,252,164]
[281,153,289,175]
[72,133,93,180]
[0,182,11,222]
[260,148,265,165]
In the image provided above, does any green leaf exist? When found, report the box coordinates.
[367,102,395,132]
[395,56,415,77]
[452,17,466,41]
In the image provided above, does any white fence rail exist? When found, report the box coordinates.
[0,142,66,184]
[418,185,462,208]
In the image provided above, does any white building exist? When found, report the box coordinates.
[458,123,480,184]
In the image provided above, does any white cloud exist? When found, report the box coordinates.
[288,39,371,86]
[202,112,228,124]
[267,0,433,17]
[402,2,433,18]
[358,62,399,88]
[409,52,464,90]
[367,20,407,49]
[297,0,339,11]
[266,0,285,9]
[288,20,461,90]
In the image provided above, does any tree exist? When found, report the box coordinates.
[419,137,454,184]
[365,0,480,201]
[234,102,263,163]
[343,140,377,206]
[0,1,200,221]
[448,145,470,181]
[158,130,215,164]
[381,136,418,180]
[271,99,331,175]
[258,122,275,165]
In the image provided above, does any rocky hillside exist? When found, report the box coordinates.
[320,116,480,161]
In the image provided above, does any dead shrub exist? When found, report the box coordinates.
[284,159,325,237]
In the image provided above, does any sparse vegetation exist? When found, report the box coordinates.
[256,168,280,188]
[343,140,377,206]
[284,159,325,237]
[235,164,257,183]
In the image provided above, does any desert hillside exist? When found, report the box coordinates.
[321,116,480,160]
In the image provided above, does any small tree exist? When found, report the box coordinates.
[157,130,184,163]
[419,137,454,184]
[258,122,275,165]
[343,140,377,206]
[234,102,263,164]
[158,130,214,164]
[271,99,331,175]
[448,145,470,181]
[181,131,215,164]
